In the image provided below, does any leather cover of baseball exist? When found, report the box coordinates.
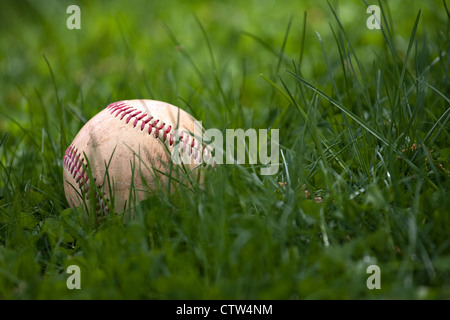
[63,99,208,213]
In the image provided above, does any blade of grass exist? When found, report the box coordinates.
[275,16,293,77]
[298,11,307,70]
[43,54,66,157]
[194,15,231,113]
[315,30,369,177]
[286,70,428,177]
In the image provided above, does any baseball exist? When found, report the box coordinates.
[63,99,209,213]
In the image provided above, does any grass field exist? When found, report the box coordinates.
[0,0,449,299]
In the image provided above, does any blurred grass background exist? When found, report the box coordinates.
[0,0,449,299]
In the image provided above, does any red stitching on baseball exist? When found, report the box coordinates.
[108,101,127,113]
[126,110,141,124]
[115,106,132,117]
[63,145,110,213]
[63,145,89,192]
[120,108,134,120]
[106,101,213,165]
[148,122,154,135]
[64,145,90,193]
[155,121,165,138]
[108,102,124,111]
[134,113,146,128]
[141,117,152,131]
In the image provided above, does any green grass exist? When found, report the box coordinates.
[0,0,449,299]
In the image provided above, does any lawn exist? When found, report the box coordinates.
[0,0,449,299]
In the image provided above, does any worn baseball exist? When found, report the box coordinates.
[63,99,209,213]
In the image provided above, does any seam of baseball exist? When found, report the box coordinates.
[63,145,90,193]
[63,145,109,212]
[107,101,212,164]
